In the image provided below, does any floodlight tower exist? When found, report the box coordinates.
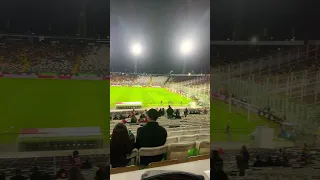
[180,39,193,74]
[131,42,142,73]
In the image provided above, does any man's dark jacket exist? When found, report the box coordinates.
[135,121,167,166]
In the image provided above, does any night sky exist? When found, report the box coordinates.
[211,0,320,40]
[110,0,210,74]
[0,0,109,38]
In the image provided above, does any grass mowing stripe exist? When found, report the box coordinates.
[110,87,191,108]
[211,98,280,141]
[0,78,109,144]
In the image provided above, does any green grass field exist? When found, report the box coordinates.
[211,98,280,142]
[110,86,191,108]
[0,78,109,144]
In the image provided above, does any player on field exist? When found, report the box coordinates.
[225,121,230,140]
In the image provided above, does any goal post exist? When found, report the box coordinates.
[229,97,252,122]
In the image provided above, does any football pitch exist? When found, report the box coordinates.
[0,78,109,144]
[110,86,191,109]
[211,98,280,142]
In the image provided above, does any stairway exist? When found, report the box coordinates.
[164,76,171,84]
[21,61,30,72]
[72,63,80,74]
[72,57,81,74]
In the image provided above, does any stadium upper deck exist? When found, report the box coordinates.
[0,34,109,75]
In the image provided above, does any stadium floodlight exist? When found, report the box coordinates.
[131,42,142,56]
[180,39,193,55]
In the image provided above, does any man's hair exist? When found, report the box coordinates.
[73,150,79,156]
[147,109,159,121]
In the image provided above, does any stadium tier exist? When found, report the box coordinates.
[212,44,320,147]
[0,34,110,179]
[0,150,109,179]
[110,113,210,163]
[0,35,109,150]
[212,146,320,179]
[0,35,109,75]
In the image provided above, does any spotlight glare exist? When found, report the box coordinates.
[180,40,193,55]
[131,43,142,56]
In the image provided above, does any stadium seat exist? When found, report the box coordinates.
[280,175,294,180]
[167,142,196,162]
[169,131,184,137]
[138,145,169,166]
[198,140,210,155]
[294,175,308,180]
[131,131,137,136]
[268,174,280,180]
[147,159,180,168]
[199,129,210,134]
[187,154,210,162]
[166,136,179,145]
[179,135,198,142]
[185,127,200,131]
[110,165,140,174]
[197,134,210,141]
[183,130,198,135]
[127,148,138,165]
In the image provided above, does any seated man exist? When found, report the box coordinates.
[135,109,167,166]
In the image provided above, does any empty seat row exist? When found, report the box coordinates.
[125,140,210,166]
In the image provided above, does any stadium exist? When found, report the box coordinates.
[0,34,109,179]
[211,42,320,180]
[109,73,210,163]
[109,40,211,173]
[210,1,320,176]
[109,0,210,177]
[110,73,209,109]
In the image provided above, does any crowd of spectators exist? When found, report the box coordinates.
[111,108,167,168]
[110,73,138,86]
[0,150,109,180]
[211,143,316,179]
[111,107,203,122]
[110,73,167,86]
[110,73,210,88]
[0,36,109,75]
[212,46,296,66]
[110,107,207,168]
